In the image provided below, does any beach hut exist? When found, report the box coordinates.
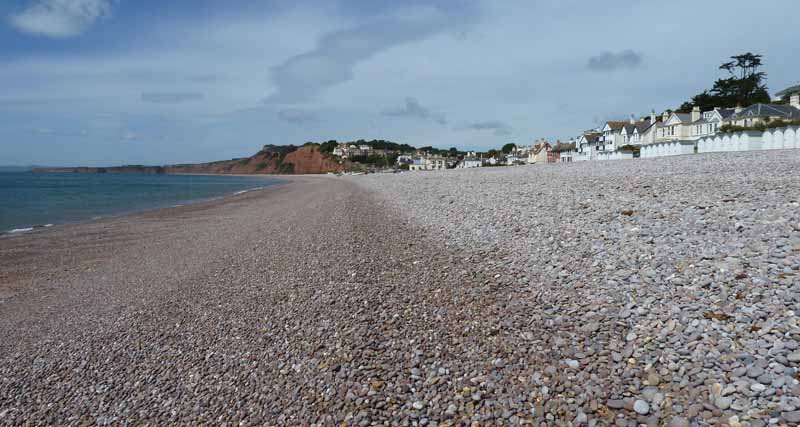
[761,130,773,150]
[721,135,731,152]
[785,127,797,149]
[732,133,744,151]
[774,128,785,150]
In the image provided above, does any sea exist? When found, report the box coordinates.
[0,171,282,234]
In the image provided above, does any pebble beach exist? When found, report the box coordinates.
[1,151,800,426]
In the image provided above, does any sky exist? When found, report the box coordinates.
[1,0,799,166]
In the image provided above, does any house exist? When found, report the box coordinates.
[408,155,447,171]
[599,121,628,151]
[425,155,447,170]
[576,131,602,160]
[396,154,413,166]
[726,103,800,128]
[690,107,735,139]
[775,85,800,107]
[332,144,348,157]
[458,156,482,168]
[546,144,561,163]
[529,140,552,164]
[486,155,504,166]
[629,112,661,145]
[620,117,656,147]
[656,111,694,142]
[553,140,578,162]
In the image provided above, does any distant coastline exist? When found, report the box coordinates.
[33,165,167,174]
[32,143,347,176]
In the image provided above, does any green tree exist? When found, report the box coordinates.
[678,52,771,112]
[319,140,338,153]
[501,143,516,154]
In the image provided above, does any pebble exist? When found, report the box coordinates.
[633,400,650,415]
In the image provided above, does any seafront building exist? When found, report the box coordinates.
[408,155,447,171]
[566,84,800,161]
[457,152,482,168]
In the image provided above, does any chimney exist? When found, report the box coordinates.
[629,114,636,124]
[650,110,657,125]
[735,104,743,114]
[662,111,670,122]
[791,92,800,109]
[691,106,701,123]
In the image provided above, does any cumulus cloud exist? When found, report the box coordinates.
[277,109,319,124]
[459,120,513,136]
[8,0,114,38]
[586,50,643,71]
[265,6,469,103]
[140,92,205,104]
[382,97,446,125]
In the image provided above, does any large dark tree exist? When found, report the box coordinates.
[678,52,771,113]
[501,143,517,154]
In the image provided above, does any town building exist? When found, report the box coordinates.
[457,156,482,168]
[553,140,578,162]
[409,155,447,171]
[726,104,800,127]
[575,131,602,160]
[599,121,628,151]
[528,140,552,164]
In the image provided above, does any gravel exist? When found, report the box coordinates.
[1,149,799,426]
[359,150,800,426]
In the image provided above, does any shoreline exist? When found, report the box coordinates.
[0,173,289,237]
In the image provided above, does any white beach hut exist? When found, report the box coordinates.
[762,130,773,150]
[785,127,797,149]
[774,128,785,150]
[722,135,732,152]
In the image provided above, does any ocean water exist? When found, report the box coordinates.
[0,172,282,233]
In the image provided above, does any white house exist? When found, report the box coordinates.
[599,121,628,151]
[408,155,447,171]
[457,157,482,168]
[690,108,735,139]
[575,132,602,160]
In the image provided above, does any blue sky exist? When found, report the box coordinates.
[1,0,799,166]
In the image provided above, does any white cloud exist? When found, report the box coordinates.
[8,0,114,38]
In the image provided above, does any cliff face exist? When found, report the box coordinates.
[35,145,346,175]
[165,145,345,175]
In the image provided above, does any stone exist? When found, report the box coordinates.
[783,411,800,423]
[633,400,650,415]
[668,417,690,427]
[715,396,732,410]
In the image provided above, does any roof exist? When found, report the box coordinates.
[716,108,736,119]
[627,121,651,132]
[673,113,691,123]
[605,121,628,131]
[776,84,800,98]
[730,103,800,120]
[580,132,601,144]
[551,142,576,152]
[533,141,552,154]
